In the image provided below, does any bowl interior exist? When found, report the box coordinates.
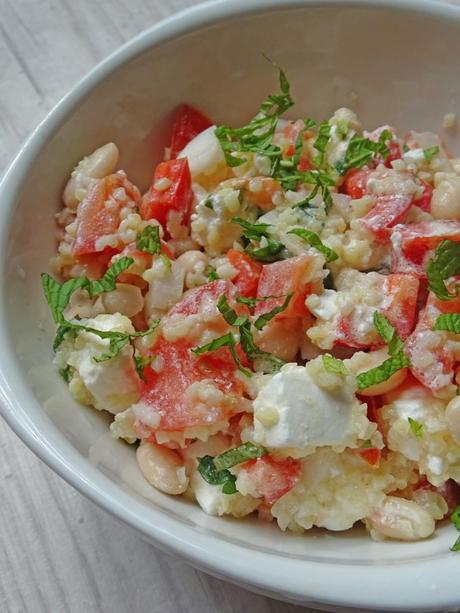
[2,1,460,608]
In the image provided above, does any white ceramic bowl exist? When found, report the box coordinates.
[1,1,460,610]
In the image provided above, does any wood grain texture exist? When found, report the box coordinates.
[0,1,310,612]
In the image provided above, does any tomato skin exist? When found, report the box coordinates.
[359,194,412,243]
[140,159,193,235]
[170,104,213,158]
[342,168,372,199]
[391,220,460,277]
[384,141,402,167]
[73,174,140,256]
[241,456,301,504]
[226,249,262,298]
[359,448,382,467]
[139,337,245,433]
[255,254,320,319]
[412,180,433,212]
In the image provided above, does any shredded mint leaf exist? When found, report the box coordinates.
[94,335,131,363]
[423,146,439,162]
[192,332,252,377]
[288,227,338,262]
[427,240,460,301]
[432,313,460,334]
[88,256,134,297]
[335,119,349,140]
[452,506,460,531]
[336,130,391,175]
[197,455,237,494]
[313,121,331,166]
[373,311,404,355]
[136,225,161,255]
[133,355,155,382]
[207,265,220,281]
[217,294,248,327]
[215,60,294,170]
[236,295,278,308]
[451,536,460,552]
[232,217,272,241]
[356,352,410,390]
[59,365,73,383]
[254,293,292,330]
[245,239,285,262]
[41,274,89,323]
[213,442,267,471]
[291,170,336,214]
[239,320,284,373]
[362,439,373,449]
[322,354,348,375]
[408,417,423,438]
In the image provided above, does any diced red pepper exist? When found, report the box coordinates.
[241,456,301,504]
[227,249,262,298]
[140,158,193,237]
[170,104,213,158]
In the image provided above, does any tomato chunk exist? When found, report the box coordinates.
[404,291,460,391]
[170,104,213,159]
[140,159,193,236]
[359,194,412,243]
[384,141,402,168]
[391,220,460,277]
[73,174,139,256]
[138,338,245,433]
[241,456,301,504]
[359,448,382,467]
[227,249,262,298]
[412,180,433,212]
[166,279,231,318]
[255,254,322,319]
[342,168,371,199]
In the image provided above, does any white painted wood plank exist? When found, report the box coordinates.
[0,1,313,611]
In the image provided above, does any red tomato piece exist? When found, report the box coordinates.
[404,291,460,391]
[165,279,231,319]
[255,254,321,319]
[359,448,382,467]
[384,141,402,168]
[412,180,433,212]
[359,194,412,243]
[342,168,372,199]
[391,220,460,277]
[72,174,140,256]
[227,249,262,298]
[281,119,308,157]
[170,104,213,158]
[382,273,420,340]
[140,159,193,236]
[336,273,419,349]
[241,456,301,504]
[73,249,118,279]
[138,338,245,433]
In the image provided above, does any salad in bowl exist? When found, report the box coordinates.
[42,64,460,546]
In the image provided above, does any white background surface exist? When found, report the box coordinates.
[0,1,458,612]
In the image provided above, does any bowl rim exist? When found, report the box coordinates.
[1,0,460,610]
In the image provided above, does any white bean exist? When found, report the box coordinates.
[63,142,119,208]
[101,283,144,317]
[446,396,460,444]
[367,496,435,541]
[431,176,460,220]
[176,250,208,275]
[136,442,188,495]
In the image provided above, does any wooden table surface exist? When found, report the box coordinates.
[1,1,458,612]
